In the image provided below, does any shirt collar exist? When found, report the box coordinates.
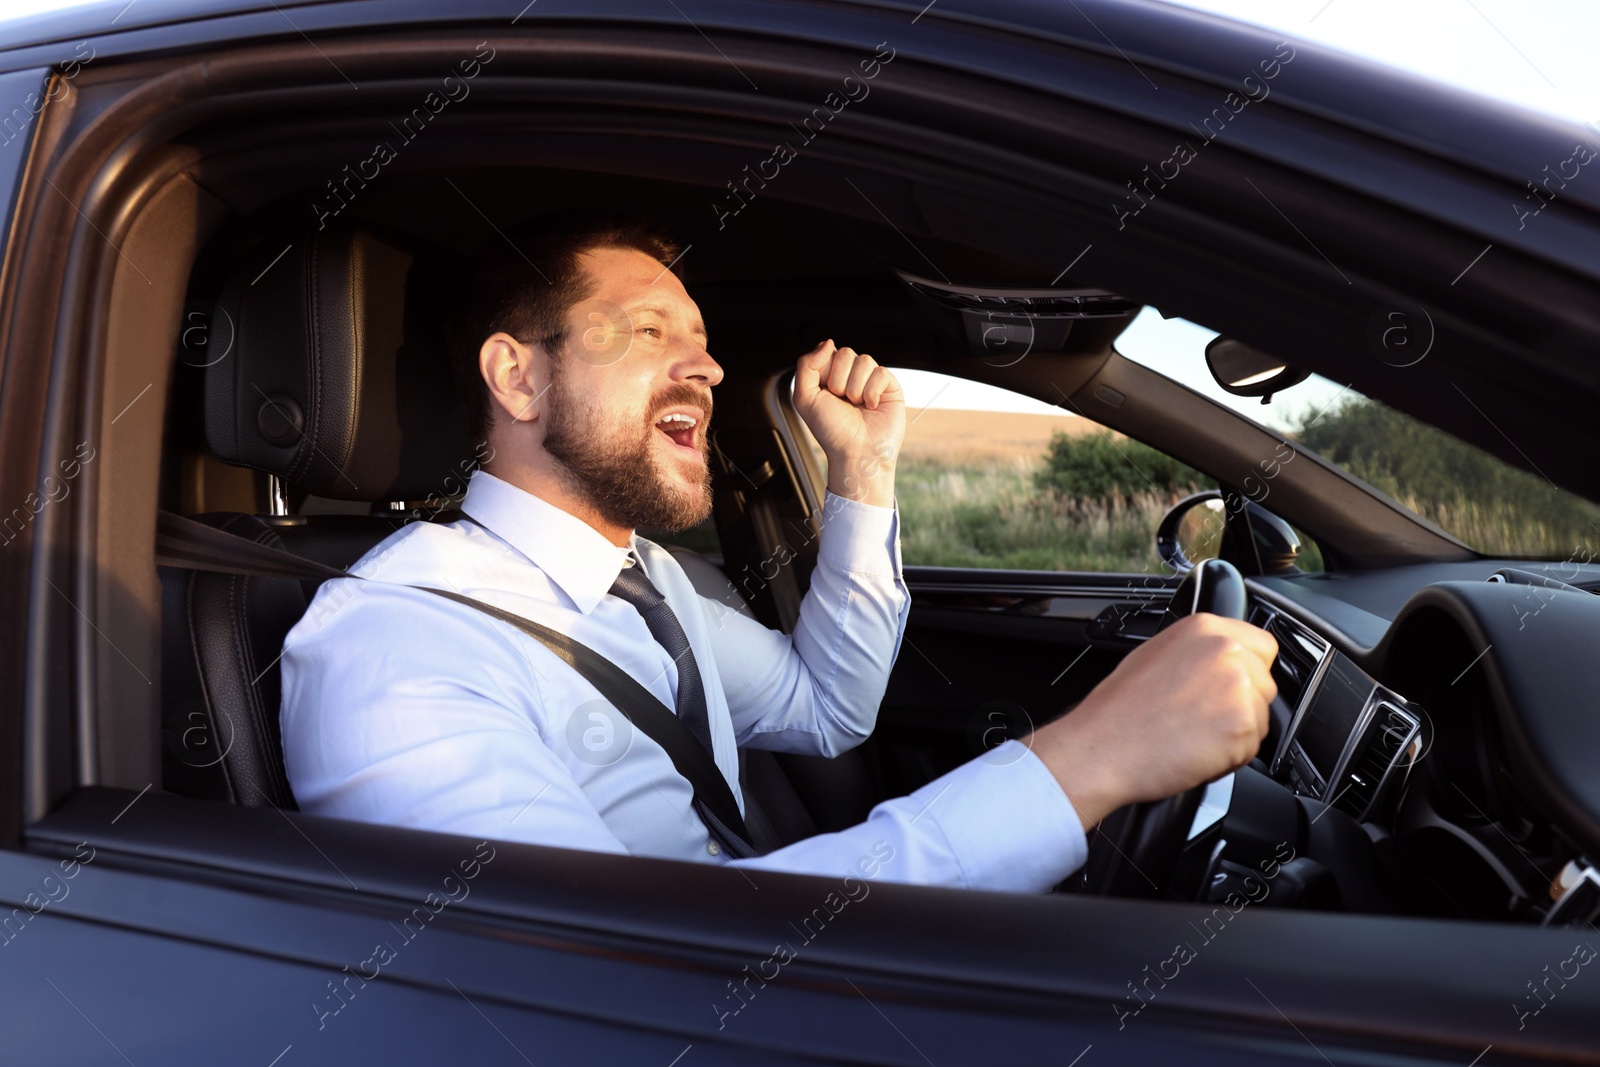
[458,469,637,615]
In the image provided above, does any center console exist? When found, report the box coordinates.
[1160,600,1424,912]
[1256,604,1424,822]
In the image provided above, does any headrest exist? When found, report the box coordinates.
[205,224,472,503]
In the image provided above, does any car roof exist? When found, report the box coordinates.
[0,0,1593,208]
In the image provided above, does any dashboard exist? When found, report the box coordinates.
[1207,561,1600,928]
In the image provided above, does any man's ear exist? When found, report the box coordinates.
[479,332,548,427]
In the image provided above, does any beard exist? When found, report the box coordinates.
[541,365,714,533]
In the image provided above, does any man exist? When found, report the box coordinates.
[279,213,1278,893]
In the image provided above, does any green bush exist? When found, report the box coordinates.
[1034,431,1210,509]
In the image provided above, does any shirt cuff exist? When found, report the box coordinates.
[916,739,1089,893]
[815,492,902,579]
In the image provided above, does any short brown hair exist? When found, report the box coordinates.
[450,211,682,446]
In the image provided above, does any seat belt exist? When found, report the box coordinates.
[155,510,761,859]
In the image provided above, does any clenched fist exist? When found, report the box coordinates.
[1028,613,1279,830]
[791,340,906,508]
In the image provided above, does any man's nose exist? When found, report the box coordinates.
[674,342,724,388]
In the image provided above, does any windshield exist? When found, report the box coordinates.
[1115,309,1600,560]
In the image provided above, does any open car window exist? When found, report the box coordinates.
[888,369,1215,572]
[791,369,1218,572]
[795,366,1336,573]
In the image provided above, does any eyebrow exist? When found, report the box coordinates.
[633,302,709,344]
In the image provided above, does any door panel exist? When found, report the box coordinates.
[874,567,1177,796]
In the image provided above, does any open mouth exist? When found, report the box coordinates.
[654,411,701,452]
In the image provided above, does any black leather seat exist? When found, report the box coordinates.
[159,221,874,849]
[161,223,462,806]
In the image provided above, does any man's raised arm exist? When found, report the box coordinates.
[709,342,909,755]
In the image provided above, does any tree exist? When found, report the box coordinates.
[1292,397,1600,557]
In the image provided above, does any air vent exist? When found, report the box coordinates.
[1256,608,1329,715]
[1335,702,1419,819]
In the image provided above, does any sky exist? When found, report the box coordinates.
[4,0,1592,429]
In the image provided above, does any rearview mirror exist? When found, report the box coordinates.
[1204,337,1310,401]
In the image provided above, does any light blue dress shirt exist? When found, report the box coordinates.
[280,470,1087,892]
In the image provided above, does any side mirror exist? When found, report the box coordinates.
[1205,337,1310,402]
[1157,490,1302,575]
[1156,491,1227,573]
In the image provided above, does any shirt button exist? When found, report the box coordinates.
[707,840,721,857]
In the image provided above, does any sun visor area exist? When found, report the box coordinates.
[892,269,1141,359]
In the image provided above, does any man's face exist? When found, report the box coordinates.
[540,245,724,533]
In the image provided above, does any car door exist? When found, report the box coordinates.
[6,5,1600,1065]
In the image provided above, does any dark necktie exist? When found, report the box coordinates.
[457,512,754,856]
[608,561,715,758]
[610,562,758,858]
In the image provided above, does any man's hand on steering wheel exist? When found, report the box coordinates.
[1027,611,1279,833]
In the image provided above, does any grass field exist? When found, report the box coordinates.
[896,410,1192,573]
[897,409,1105,465]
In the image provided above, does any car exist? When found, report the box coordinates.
[2,0,1600,1063]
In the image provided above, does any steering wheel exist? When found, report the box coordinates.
[1079,558,1248,897]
